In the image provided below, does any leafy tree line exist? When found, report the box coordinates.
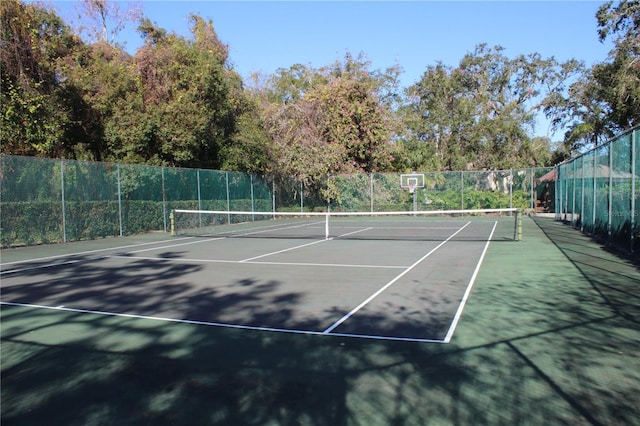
[2,0,639,184]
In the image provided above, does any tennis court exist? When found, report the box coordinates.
[2,214,639,425]
[1,210,518,344]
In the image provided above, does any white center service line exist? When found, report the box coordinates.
[240,239,328,262]
[322,221,471,334]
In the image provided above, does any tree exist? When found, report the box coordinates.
[404,45,575,170]
[595,0,640,130]
[309,76,395,173]
[103,15,243,167]
[255,54,399,200]
[73,0,142,47]
[546,1,640,153]
[0,0,80,157]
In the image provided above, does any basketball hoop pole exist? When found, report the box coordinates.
[412,186,417,214]
[409,184,417,213]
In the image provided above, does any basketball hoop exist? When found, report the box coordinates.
[400,174,424,193]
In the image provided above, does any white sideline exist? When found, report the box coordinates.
[442,221,498,343]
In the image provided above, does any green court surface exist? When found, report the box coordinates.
[1,216,639,425]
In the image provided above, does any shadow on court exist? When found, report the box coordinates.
[2,218,639,425]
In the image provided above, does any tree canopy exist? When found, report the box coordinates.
[544,0,640,153]
[2,0,639,179]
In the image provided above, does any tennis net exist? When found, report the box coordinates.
[171,208,522,242]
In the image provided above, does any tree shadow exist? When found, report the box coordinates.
[532,216,640,324]
[2,227,640,425]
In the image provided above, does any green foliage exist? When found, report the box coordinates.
[404,45,571,170]
[0,201,63,246]
[0,80,64,155]
[546,1,640,152]
[255,54,400,202]
[2,0,636,184]
[122,17,241,168]
[0,0,78,157]
[311,77,394,173]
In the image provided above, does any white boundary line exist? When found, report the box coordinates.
[175,208,517,216]
[0,237,193,266]
[442,221,498,343]
[0,237,224,276]
[0,225,379,275]
[322,221,471,334]
[1,256,112,275]
[123,237,226,254]
[0,301,446,344]
[1,221,497,344]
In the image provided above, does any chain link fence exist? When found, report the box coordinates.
[1,154,552,247]
[556,125,639,255]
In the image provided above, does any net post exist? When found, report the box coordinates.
[169,210,175,236]
[516,209,523,242]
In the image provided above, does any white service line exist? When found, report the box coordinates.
[239,226,374,262]
[124,237,227,254]
[442,221,498,343]
[333,227,374,238]
[322,221,472,334]
[109,254,406,269]
[233,220,323,237]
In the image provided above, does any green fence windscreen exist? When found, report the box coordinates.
[556,126,639,255]
[1,154,553,248]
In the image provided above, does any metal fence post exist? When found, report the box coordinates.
[509,168,513,209]
[300,181,304,213]
[250,174,255,217]
[631,129,637,254]
[161,167,167,232]
[530,170,534,210]
[61,160,67,243]
[608,144,613,239]
[581,156,586,232]
[225,172,230,223]
[572,160,577,226]
[460,171,464,210]
[117,164,123,236]
[592,150,597,229]
[370,173,374,213]
[272,180,276,217]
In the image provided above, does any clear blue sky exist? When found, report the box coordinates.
[49,0,614,138]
